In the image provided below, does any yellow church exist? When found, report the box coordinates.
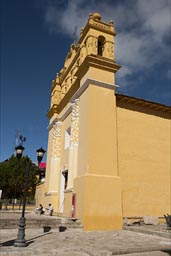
[36,13,171,231]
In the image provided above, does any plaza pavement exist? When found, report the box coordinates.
[0,210,171,256]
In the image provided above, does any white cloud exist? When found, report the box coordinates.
[43,0,171,87]
[44,0,90,36]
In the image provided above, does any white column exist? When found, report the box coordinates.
[59,172,65,213]
[67,99,80,189]
[49,121,63,194]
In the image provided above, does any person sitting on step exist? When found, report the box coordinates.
[38,204,45,215]
[48,203,53,216]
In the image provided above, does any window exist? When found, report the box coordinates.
[65,127,71,149]
[97,36,105,56]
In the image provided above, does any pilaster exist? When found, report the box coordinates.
[74,78,123,230]
[67,99,80,189]
[49,121,63,195]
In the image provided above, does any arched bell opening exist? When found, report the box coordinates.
[97,35,105,56]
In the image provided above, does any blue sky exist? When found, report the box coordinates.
[0,0,171,163]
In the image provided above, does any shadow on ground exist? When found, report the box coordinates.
[0,232,52,247]
[0,239,15,246]
[161,249,171,255]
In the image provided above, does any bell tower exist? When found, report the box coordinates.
[72,13,122,230]
[48,12,120,117]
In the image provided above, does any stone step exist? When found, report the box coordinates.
[0,249,86,256]
[0,251,44,256]
[0,249,74,256]
[1,253,52,256]
[0,217,82,229]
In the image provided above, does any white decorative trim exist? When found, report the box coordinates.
[69,142,79,149]
[64,188,73,193]
[70,99,80,145]
[71,78,119,102]
[52,121,63,157]
[47,191,59,195]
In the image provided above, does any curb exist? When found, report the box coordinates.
[123,226,171,239]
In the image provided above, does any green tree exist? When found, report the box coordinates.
[0,155,39,201]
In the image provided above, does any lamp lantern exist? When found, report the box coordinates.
[36,147,46,165]
[15,145,25,159]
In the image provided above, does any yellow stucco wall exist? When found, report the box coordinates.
[74,83,123,230]
[116,101,171,217]
[63,190,73,217]
[77,84,118,176]
[80,66,115,87]
[35,183,44,207]
[74,174,122,230]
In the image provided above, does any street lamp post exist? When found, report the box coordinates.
[12,145,25,210]
[14,146,45,247]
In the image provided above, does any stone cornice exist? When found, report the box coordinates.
[75,54,121,79]
[47,104,58,119]
[116,94,171,113]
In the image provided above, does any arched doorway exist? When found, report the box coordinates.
[59,169,68,213]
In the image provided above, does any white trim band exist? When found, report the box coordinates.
[71,78,119,102]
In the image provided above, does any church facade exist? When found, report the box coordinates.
[36,13,171,230]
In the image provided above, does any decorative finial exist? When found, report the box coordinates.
[93,12,101,21]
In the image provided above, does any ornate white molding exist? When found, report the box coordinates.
[45,191,58,196]
[70,99,80,146]
[64,188,73,193]
[52,121,63,157]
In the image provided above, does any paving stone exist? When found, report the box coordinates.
[143,216,159,225]
[0,211,171,256]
